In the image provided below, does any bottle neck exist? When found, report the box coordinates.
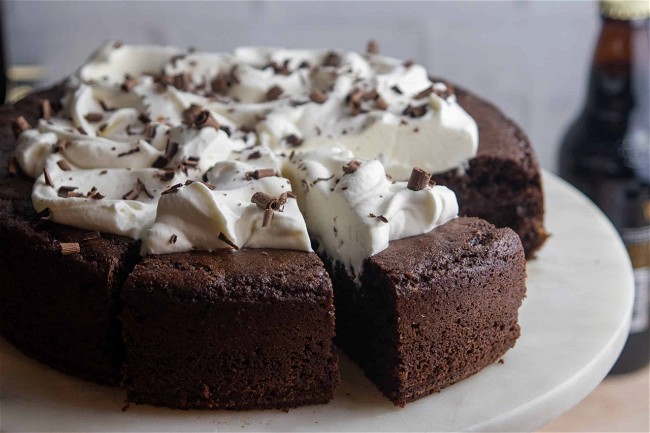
[583,16,649,125]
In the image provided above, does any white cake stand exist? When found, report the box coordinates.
[0,171,634,432]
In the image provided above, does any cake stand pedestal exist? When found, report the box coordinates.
[0,171,634,432]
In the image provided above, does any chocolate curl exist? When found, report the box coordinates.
[367,39,379,55]
[218,232,239,250]
[251,192,280,211]
[246,168,276,180]
[193,109,220,130]
[342,160,362,175]
[263,208,274,227]
[122,189,139,200]
[182,104,203,126]
[266,85,283,101]
[60,242,81,255]
[407,167,431,191]
[277,191,297,211]
[41,99,52,120]
[309,88,327,104]
[12,116,31,138]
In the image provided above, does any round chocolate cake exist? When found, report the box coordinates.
[0,41,543,409]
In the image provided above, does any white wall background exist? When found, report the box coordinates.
[4,0,602,174]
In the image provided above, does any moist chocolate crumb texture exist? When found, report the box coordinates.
[0,41,536,409]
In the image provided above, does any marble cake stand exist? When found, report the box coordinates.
[0,171,634,432]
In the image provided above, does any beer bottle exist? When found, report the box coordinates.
[559,0,649,374]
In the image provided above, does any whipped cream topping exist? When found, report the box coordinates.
[14,41,471,271]
[284,147,459,280]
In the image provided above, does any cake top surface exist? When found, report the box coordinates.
[10,41,482,277]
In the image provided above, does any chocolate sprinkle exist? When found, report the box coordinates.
[246,168,276,180]
[375,96,388,110]
[169,234,178,244]
[60,242,81,255]
[407,167,431,191]
[403,104,428,118]
[165,140,179,159]
[218,232,239,250]
[247,150,262,160]
[414,86,434,100]
[54,137,69,152]
[57,186,79,198]
[390,85,403,95]
[161,183,183,195]
[152,155,169,169]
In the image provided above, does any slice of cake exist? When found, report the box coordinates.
[121,249,339,410]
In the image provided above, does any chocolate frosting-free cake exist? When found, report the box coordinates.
[0,41,538,409]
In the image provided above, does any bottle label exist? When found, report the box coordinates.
[621,225,650,334]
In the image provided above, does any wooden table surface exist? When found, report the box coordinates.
[539,365,649,432]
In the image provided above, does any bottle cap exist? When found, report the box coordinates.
[599,0,650,20]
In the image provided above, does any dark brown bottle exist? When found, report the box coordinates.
[559,0,649,374]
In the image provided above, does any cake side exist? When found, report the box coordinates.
[0,198,139,385]
[333,217,526,405]
[433,84,548,257]
[121,249,340,410]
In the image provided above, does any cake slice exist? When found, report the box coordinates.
[331,217,526,405]
[120,249,339,410]
[0,198,139,385]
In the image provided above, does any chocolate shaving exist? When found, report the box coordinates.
[285,134,303,147]
[390,85,403,95]
[407,167,431,191]
[193,109,220,129]
[137,177,154,199]
[54,138,69,152]
[57,159,72,171]
[402,104,428,118]
[156,169,175,182]
[368,213,388,223]
[43,168,54,188]
[172,72,191,91]
[218,232,239,250]
[267,60,291,76]
[57,186,79,198]
[117,147,140,157]
[138,112,152,124]
[309,88,327,104]
[246,168,276,180]
[12,116,31,138]
[84,112,104,122]
[169,234,178,244]
[182,104,203,125]
[375,96,388,110]
[403,59,415,68]
[342,160,362,174]
[38,207,52,221]
[122,189,139,200]
[88,188,105,200]
[60,242,81,255]
[313,175,334,184]
[152,155,169,169]
[433,82,455,99]
[99,99,114,112]
[211,72,231,94]
[414,86,434,100]
[322,51,341,67]
[367,39,379,55]
[184,179,216,190]
[247,150,262,160]
[161,183,183,195]
[266,85,283,102]
[251,191,280,211]
[41,99,52,120]
[165,140,179,159]
[121,76,139,92]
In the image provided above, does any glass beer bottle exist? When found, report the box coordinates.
[559,0,649,374]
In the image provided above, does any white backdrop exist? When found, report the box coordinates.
[4,0,602,173]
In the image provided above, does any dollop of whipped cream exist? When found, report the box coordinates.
[14,41,472,266]
[284,147,458,280]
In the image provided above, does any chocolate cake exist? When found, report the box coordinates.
[0,42,540,410]
[121,249,338,409]
[433,85,548,258]
[329,217,526,405]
